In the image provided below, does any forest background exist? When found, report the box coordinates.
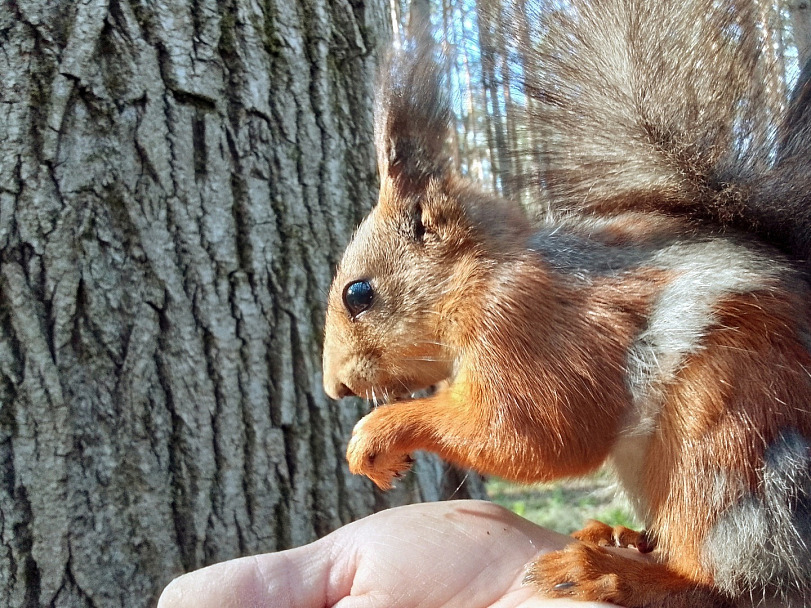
[0,0,809,606]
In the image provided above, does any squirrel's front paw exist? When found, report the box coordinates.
[346,414,414,490]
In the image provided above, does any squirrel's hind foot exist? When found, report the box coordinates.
[525,541,732,607]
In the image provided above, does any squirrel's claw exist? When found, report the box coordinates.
[346,413,414,489]
[572,519,654,553]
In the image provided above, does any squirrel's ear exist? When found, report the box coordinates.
[375,43,452,193]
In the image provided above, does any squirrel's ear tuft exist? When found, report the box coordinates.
[375,43,452,191]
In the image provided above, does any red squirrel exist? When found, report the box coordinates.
[321,0,811,606]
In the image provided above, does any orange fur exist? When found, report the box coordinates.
[337,195,670,485]
[322,2,811,605]
[526,543,733,608]
[572,520,653,552]
[642,290,811,578]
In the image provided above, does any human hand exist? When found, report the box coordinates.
[158,499,615,608]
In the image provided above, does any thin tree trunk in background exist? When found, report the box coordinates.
[0,1,484,606]
[391,0,405,47]
[443,0,463,172]
[407,0,433,40]
[477,0,510,195]
[476,4,501,192]
[514,0,547,204]
[786,0,811,147]
[498,6,519,199]
[788,0,811,71]
[460,40,489,181]
[753,0,788,161]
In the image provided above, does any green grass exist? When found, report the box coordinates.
[486,468,641,535]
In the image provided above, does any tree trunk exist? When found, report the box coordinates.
[788,0,811,73]
[477,1,510,196]
[0,1,484,606]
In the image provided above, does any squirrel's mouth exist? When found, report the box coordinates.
[371,383,439,407]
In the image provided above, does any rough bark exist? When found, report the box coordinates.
[0,1,484,606]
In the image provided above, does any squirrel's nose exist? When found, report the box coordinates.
[334,383,356,399]
[324,377,357,400]
[322,330,358,399]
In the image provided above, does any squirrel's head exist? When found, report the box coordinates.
[322,46,531,401]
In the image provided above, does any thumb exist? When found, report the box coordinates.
[158,534,352,608]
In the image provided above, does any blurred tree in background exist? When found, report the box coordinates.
[392,0,810,206]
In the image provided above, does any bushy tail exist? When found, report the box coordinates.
[503,0,811,264]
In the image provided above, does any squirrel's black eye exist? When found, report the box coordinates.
[343,280,374,318]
